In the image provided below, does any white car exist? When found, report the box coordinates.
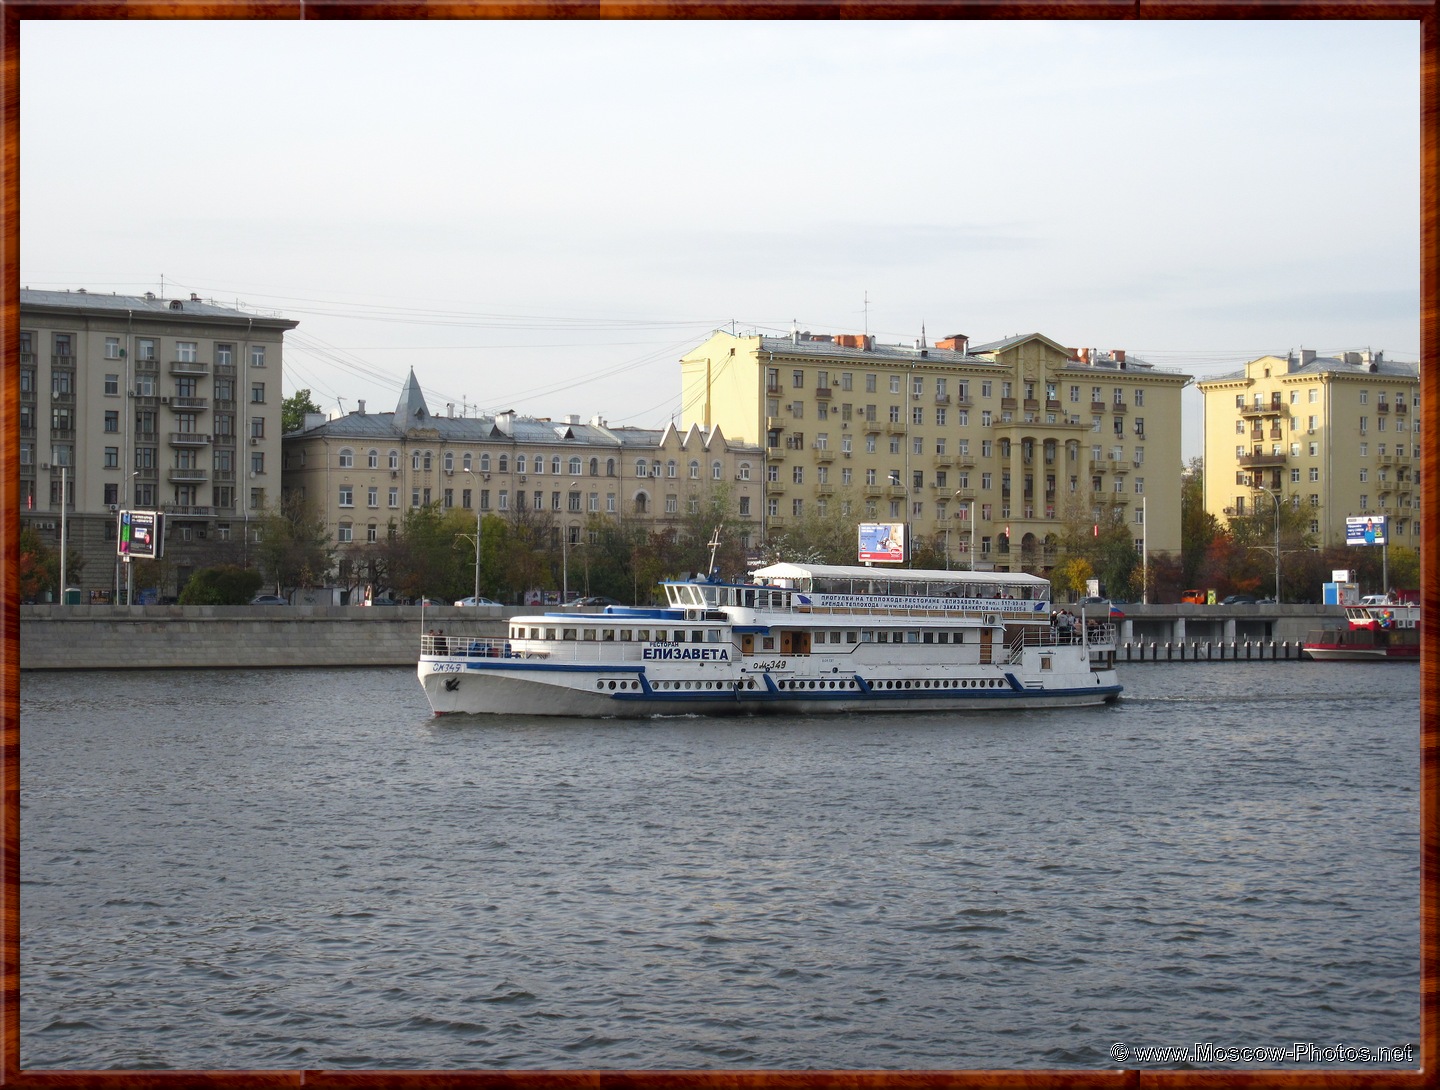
[1359,594,1393,605]
[454,596,501,607]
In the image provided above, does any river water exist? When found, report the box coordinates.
[19,662,1421,1071]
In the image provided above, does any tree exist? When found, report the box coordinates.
[179,565,264,605]
[282,389,323,435]
[254,494,335,594]
[1180,458,1222,587]
[1053,556,1094,602]
[18,525,58,602]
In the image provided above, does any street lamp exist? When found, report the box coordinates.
[1252,483,1282,603]
[562,480,580,603]
[461,467,482,601]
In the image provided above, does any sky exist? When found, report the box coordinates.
[20,19,1422,463]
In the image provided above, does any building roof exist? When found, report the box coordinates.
[1199,352,1420,385]
[754,333,987,365]
[19,288,298,328]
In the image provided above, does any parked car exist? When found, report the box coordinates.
[572,596,624,608]
[417,597,448,607]
[1221,593,1259,605]
[370,596,400,606]
[250,594,289,605]
[454,595,501,607]
[1359,593,1393,605]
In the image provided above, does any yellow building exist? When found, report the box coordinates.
[281,370,762,591]
[1197,349,1421,548]
[681,328,1191,572]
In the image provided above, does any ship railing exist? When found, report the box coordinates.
[422,634,549,659]
[799,604,1046,620]
[1007,623,1116,662]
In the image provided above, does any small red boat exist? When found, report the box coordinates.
[1302,603,1420,661]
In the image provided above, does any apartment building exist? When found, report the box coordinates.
[18,288,298,601]
[679,328,1191,572]
[281,370,763,581]
[1197,349,1422,548]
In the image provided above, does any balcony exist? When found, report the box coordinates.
[1109,402,1126,414]
[51,355,76,368]
[172,396,209,411]
[934,454,955,467]
[885,420,906,435]
[887,485,907,498]
[169,431,212,447]
[815,482,835,496]
[814,448,835,462]
[212,433,236,448]
[1091,401,1107,414]
[766,479,786,493]
[50,391,75,406]
[168,467,209,483]
[1046,399,1062,412]
[1395,401,1408,414]
[134,467,158,482]
[213,398,236,411]
[214,363,237,379]
[49,428,75,442]
[160,504,215,519]
[1376,402,1389,414]
[1023,399,1040,412]
[1001,398,1017,411]
[1239,400,1285,417]
[934,393,950,405]
[814,387,832,400]
[1238,451,1287,467]
[170,359,209,376]
[863,483,884,497]
[212,469,236,483]
[951,488,976,502]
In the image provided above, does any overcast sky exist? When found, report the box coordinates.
[20,19,1421,462]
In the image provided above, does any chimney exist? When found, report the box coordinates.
[497,410,516,435]
[190,293,200,302]
[1079,347,1091,364]
[303,411,326,431]
[1299,348,1317,367]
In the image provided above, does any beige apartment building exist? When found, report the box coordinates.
[282,370,763,586]
[18,288,297,601]
[680,328,1191,572]
[1197,349,1422,548]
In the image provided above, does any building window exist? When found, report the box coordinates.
[712,461,723,480]
[389,488,399,508]
[338,522,353,543]
[251,452,264,474]
[104,446,119,468]
[367,524,378,544]
[339,486,354,507]
[250,345,266,367]
[368,486,379,507]
[251,417,265,439]
[339,448,353,468]
[251,383,265,403]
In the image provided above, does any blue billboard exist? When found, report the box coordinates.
[1345,515,1387,546]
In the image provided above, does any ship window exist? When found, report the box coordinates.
[620,630,632,641]
[563,628,577,640]
[655,630,667,641]
[862,631,874,642]
[763,637,775,650]
[545,629,557,640]
[892,631,904,642]
[906,632,920,643]
[846,632,859,643]
[691,630,704,642]
[877,632,889,643]
[937,632,949,644]
[1041,656,1052,671]
[603,630,615,641]
[583,629,596,641]
[830,631,841,643]
[530,628,540,639]
[707,630,721,642]
[923,632,934,643]
[637,629,650,641]
[672,630,684,642]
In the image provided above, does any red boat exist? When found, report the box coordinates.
[1302,603,1420,661]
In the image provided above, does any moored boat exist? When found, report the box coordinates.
[1302,602,1420,661]
[417,563,1122,717]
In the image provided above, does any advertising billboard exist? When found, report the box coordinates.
[117,509,164,559]
[857,522,905,563]
[1345,515,1388,546]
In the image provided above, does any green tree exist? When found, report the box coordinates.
[1053,556,1094,602]
[255,494,335,594]
[282,389,323,434]
[179,564,264,605]
[1180,457,1222,587]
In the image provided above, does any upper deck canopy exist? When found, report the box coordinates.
[752,563,1049,594]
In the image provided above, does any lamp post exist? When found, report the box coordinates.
[562,480,579,603]
[462,467,482,601]
[1253,484,1282,603]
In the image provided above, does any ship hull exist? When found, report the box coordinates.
[419,658,1122,717]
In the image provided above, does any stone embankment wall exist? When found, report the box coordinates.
[19,605,507,670]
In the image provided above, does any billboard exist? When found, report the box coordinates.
[857,522,905,563]
[117,510,164,559]
[1345,515,1388,546]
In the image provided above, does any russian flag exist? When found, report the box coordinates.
[1109,604,1125,618]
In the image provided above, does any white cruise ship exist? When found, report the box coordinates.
[417,563,1122,717]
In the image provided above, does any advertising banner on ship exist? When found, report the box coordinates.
[117,510,164,560]
[858,522,905,563]
[1345,515,1388,546]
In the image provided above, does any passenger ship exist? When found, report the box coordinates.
[417,563,1122,717]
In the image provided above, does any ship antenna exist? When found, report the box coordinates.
[707,526,723,579]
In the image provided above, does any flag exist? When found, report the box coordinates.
[1109,605,1125,618]
[1092,524,1099,537]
